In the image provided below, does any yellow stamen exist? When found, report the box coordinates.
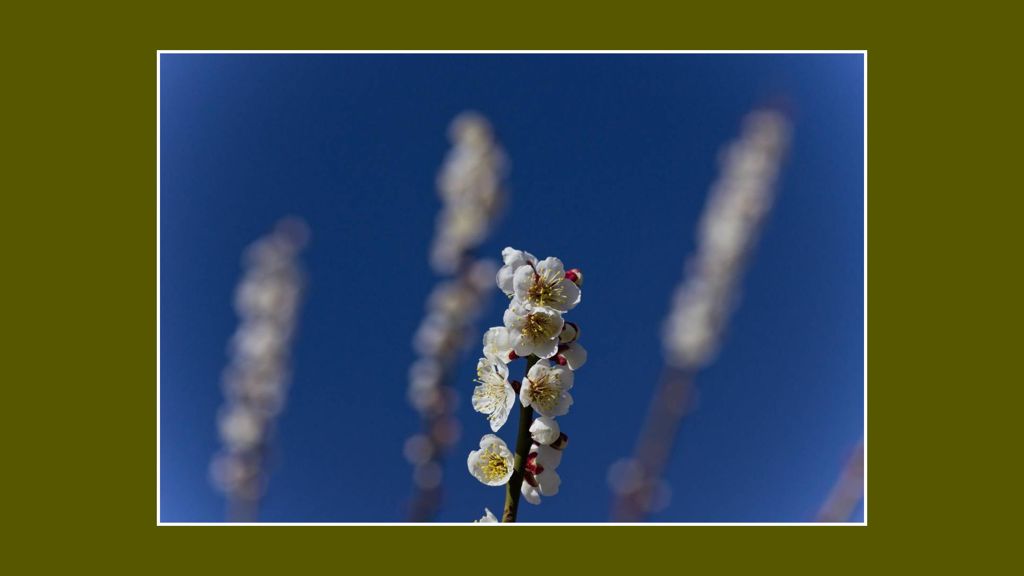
[479,446,509,482]
[521,311,557,340]
[527,270,566,308]
[529,373,560,412]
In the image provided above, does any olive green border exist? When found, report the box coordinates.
[12,1,933,567]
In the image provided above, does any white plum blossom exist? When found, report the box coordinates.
[521,482,542,505]
[468,434,515,486]
[537,469,561,497]
[482,326,519,365]
[557,342,588,371]
[475,508,499,523]
[529,416,561,446]
[497,247,537,297]
[512,256,581,313]
[472,358,516,432]
[504,301,564,359]
[521,359,574,418]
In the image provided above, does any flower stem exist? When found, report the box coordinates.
[503,355,538,522]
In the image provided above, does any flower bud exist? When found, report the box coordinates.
[522,481,541,504]
[550,432,569,451]
[525,452,544,476]
[533,444,563,470]
[523,469,539,488]
[565,268,583,287]
[558,342,587,371]
[559,321,579,344]
[508,351,519,361]
[530,416,561,445]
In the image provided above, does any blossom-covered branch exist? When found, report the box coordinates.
[210,218,309,522]
[610,109,790,521]
[816,441,864,522]
[405,113,505,521]
[469,248,585,522]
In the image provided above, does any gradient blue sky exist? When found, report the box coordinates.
[159,53,864,522]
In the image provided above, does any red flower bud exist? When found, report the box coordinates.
[565,268,583,287]
[551,432,569,451]
[555,355,568,366]
[525,453,544,476]
[508,351,519,361]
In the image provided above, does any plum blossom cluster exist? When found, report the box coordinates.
[662,109,791,369]
[406,113,506,521]
[468,248,585,520]
[210,218,308,520]
[405,260,496,492]
[816,441,865,522]
[431,112,506,274]
[611,109,791,521]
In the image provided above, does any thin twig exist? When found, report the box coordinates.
[503,355,538,522]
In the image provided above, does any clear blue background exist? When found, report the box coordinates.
[160,53,864,522]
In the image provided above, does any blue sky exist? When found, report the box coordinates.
[159,53,864,522]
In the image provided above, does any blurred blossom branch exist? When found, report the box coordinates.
[816,441,865,522]
[210,218,309,522]
[610,109,791,521]
[405,113,506,521]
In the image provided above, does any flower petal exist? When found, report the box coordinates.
[521,482,541,505]
[530,416,561,445]
[560,342,587,370]
[537,469,561,496]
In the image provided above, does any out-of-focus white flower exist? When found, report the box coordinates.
[403,434,435,466]
[521,482,542,505]
[466,259,499,292]
[468,434,515,486]
[521,359,574,417]
[233,321,284,360]
[407,359,444,413]
[413,461,444,490]
[529,416,561,446]
[471,358,516,432]
[512,257,580,313]
[219,407,263,451]
[482,326,519,364]
[556,342,587,371]
[537,469,561,497]
[475,508,499,523]
[497,247,537,297]
[504,302,564,359]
